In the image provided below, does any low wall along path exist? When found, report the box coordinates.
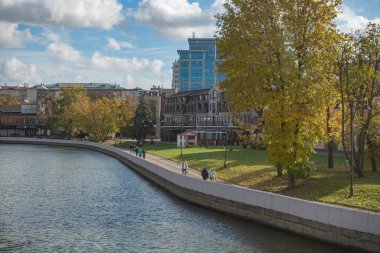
[1,137,379,253]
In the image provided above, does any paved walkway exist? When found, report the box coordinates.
[119,147,211,180]
[145,152,203,178]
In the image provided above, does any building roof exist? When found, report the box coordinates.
[166,88,210,99]
[188,38,215,42]
[31,83,126,90]
[0,85,28,90]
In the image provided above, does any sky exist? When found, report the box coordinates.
[0,0,379,89]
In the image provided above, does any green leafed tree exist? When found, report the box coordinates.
[132,95,154,144]
[217,0,341,188]
[337,23,380,177]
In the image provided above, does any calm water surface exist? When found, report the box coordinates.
[0,144,352,252]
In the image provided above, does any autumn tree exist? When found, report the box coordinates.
[325,93,342,169]
[114,95,137,137]
[132,95,154,144]
[367,110,380,172]
[217,0,341,188]
[83,97,119,141]
[0,94,20,105]
[337,23,380,177]
[49,86,88,138]
[48,86,136,142]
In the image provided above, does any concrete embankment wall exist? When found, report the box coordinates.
[1,138,379,252]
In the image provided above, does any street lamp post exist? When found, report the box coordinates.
[224,108,231,168]
[335,99,370,197]
[224,120,228,168]
[180,117,183,157]
[153,124,157,151]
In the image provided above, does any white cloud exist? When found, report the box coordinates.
[0,0,124,29]
[0,21,32,48]
[336,6,380,33]
[46,43,81,62]
[0,57,41,84]
[126,74,134,85]
[90,51,164,75]
[43,30,61,43]
[0,50,168,88]
[107,37,134,50]
[134,0,217,39]
[211,0,227,15]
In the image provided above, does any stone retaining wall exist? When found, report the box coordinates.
[1,138,379,252]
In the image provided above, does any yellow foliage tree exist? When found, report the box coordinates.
[0,94,20,105]
[217,0,341,187]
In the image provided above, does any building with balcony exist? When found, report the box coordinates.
[172,61,180,90]
[127,86,177,140]
[161,86,258,144]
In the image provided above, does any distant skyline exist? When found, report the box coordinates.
[0,0,379,89]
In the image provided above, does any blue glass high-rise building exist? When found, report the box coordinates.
[174,38,225,92]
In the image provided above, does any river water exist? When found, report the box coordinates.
[0,144,351,252]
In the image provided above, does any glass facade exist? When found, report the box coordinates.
[175,38,225,91]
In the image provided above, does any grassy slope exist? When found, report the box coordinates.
[113,141,380,212]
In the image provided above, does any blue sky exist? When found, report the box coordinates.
[0,0,379,89]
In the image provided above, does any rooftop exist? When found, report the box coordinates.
[31,83,126,90]
[166,88,210,99]
[0,85,28,90]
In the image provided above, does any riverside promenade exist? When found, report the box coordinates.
[1,137,379,253]
[144,152,204,179]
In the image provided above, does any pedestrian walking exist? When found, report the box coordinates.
[138,148,143,158]
[201,167,208,180]
[181,160,188,176]
[135,147,138,156]
[142,149,146,159]
[209,168,216,182]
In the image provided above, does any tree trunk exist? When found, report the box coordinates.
[276,163,283,177]
[327,140,334,169]
[356,131,366,178]
[326,106,334,169]
[287,172,296,189]
[367,136,377,172]
[371,159,377,172]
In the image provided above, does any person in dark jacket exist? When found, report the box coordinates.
[201,167,208,180]
[142,149,146,159]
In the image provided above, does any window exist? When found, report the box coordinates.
[180,69,189,82]
[191,83,202,90]
[180,51,190,59]
[191,69,202,82]
[191,52,204,59]
[191,61,203,67]
[180,61,189,67]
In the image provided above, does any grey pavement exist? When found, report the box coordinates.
[146,153,202,178]
[118,146,203,179]
[118,146,214,180]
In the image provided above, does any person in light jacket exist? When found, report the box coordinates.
[181,160,188,176]
[209,168,216,182]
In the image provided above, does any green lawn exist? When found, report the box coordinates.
[113,141,380,212]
